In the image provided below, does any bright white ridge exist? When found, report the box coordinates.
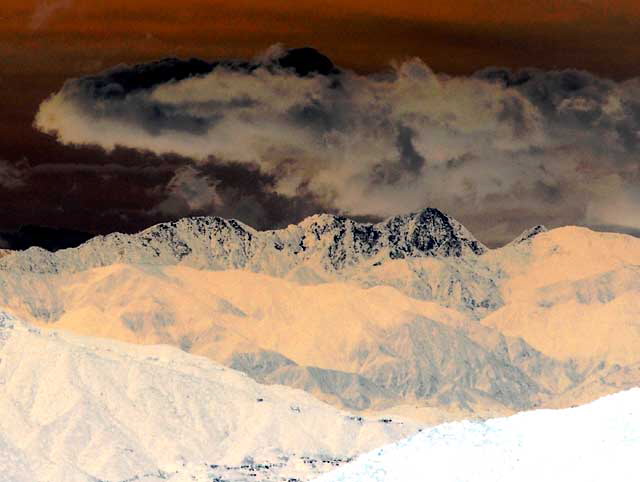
[314,388,640,482]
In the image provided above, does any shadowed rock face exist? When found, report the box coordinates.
[384,209,487,258]
[224,334,567,412]
[229,350,298,379]
[347,315,577,411]
[508,225,548,245]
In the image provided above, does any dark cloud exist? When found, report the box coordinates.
[0,225,93,251]
[477,67,640,157]
[533,180,564,204]
[22,46,640,245]
[0,159,27,189]
[154,161,335,230]
[272,46,338,77]
[396,124,427,175]
[588,224,640,238]
[71,46,338,101]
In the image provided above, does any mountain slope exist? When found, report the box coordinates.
[482,227,640,364]
[0,311,418,482]
[314,388,640,482]
[0,265,575,414]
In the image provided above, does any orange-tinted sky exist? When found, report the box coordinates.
[3,0,640,133]
[2,0,640,243]
[4,0,640,77]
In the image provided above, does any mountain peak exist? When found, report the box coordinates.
[383,208,487,258]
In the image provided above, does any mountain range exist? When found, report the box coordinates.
[1,207,638,421]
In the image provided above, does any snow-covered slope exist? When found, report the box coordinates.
[482,227,640,364]
[314,388,640,482]
[0,310,418,482]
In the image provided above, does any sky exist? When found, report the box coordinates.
[1,0,640,248]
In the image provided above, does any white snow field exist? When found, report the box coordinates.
[314,388,640,482]
[0,311,419,482]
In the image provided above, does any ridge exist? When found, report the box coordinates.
[0,208,488,275]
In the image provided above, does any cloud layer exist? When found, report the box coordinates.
[35,47,640,244]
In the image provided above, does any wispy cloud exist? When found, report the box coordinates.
[154,165,223,216]
[0,160,26,189]
[30,0,73,31]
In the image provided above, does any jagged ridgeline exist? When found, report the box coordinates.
[0,208,486,274]
[1,208,638,418]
